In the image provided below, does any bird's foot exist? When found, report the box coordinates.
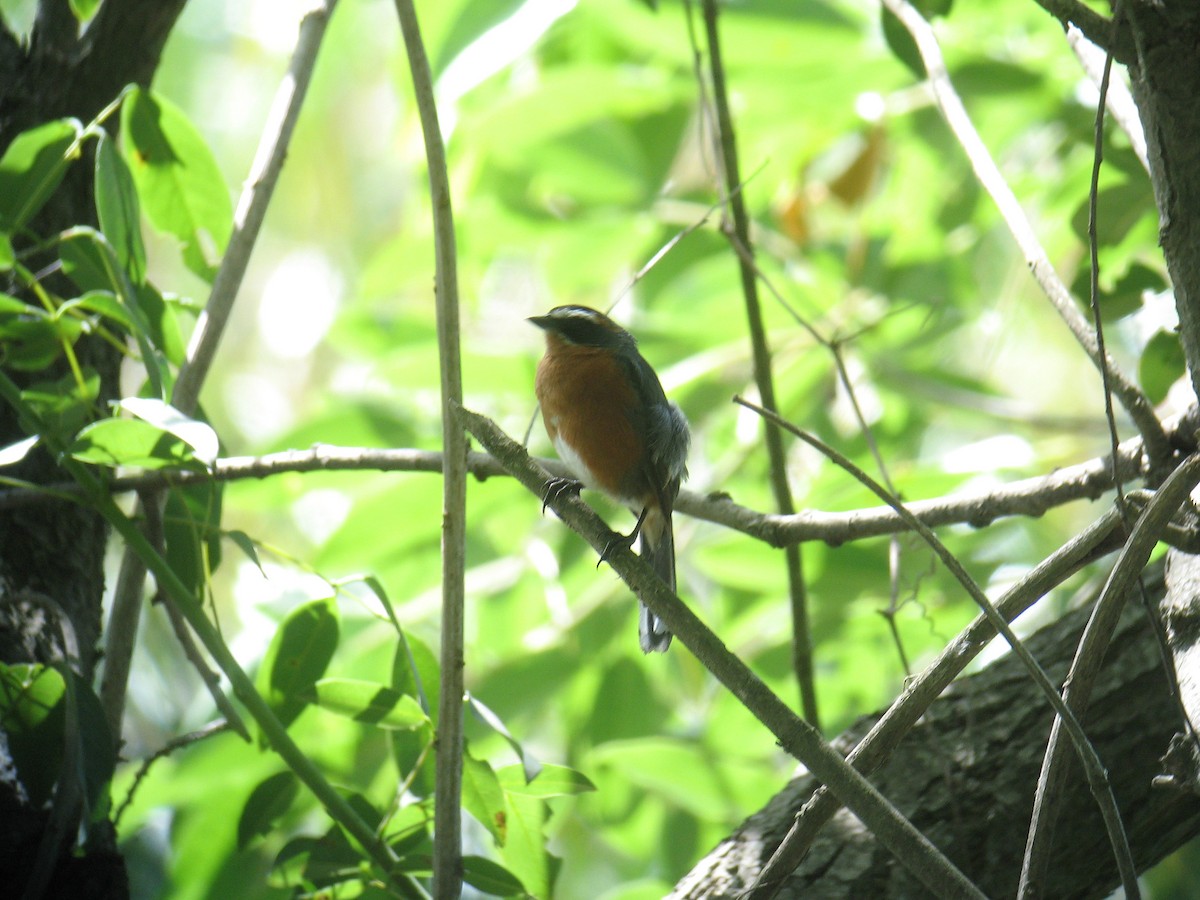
[541,476,582,513]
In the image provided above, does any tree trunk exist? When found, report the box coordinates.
[673,575,1200,897]
[0,3,186,897]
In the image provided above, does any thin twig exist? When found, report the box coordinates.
[457,404,986,899]
[748,508,1126,897]
[697,0,818,728]
[392,2,467,897]
[99,0,340,744]
[736,396,1139,896]
[881,0,1169,465]
[142,492,250,741]
[112,720,231,828]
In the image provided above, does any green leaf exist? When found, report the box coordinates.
[0,309,80,372]
[19,367,100,441]
[69,0,101,22]
[95,131,147,284]
[0,663,66,807]
[0,119,83,231]
[257,597,340,732]
[1070,180,1157,248]
[60,226,124,294]
[228,530,267,577]
[468,693,541,783]
[118,397,219,464]
[391,631,440,796]
[163,481,224,602]
[69,417,198,469]
[237,771,299,850]
[120,87,232,281]
[305,678,428,730]
[462,855,528,896]
[498,763,595,798]
[58,226,167,396]
[1139,329,1186,404]
[500,791,557,899]
[59,290,133,331]
[463,747,508,846]
[0,233,13,270]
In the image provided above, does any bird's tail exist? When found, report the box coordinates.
[639,513,675,653]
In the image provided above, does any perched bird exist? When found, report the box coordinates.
[530,305,689,652]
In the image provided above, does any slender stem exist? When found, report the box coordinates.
[392,3,467,897]
[698,0,818,728]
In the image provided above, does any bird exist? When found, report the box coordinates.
[529,305,689,653]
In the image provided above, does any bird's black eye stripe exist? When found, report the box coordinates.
[548,306,630,349]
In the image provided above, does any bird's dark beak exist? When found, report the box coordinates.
[528,315,551,331]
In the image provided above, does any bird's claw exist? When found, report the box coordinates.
[541,476,582,513]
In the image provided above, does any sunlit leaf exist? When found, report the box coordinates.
[0,663,65,807]
[69,417,197,469]
[68,0,100,21]
[500,791,557,899]
[0,435,38,465]
[118,397,219,464]
[120,87,232,281]
[468,693,541,783]
[1140,329,1186,404]
[463,747,508,846]
[0,119,82,231]
[95,131,147,284]
[498,763,595,798]
[304,678,428,730]
[257,597,340,732]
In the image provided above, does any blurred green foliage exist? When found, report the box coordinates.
[1,0,1192,895]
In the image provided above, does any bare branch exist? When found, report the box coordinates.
[1030,0,1134,65]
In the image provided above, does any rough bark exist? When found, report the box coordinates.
[1124,2,1200,402]
[673,580,1200,898]
[0,3,187,897]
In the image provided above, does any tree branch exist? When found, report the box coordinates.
[457,404,986,899]
[1030,0,1135,65]
[6,404,1195,546]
